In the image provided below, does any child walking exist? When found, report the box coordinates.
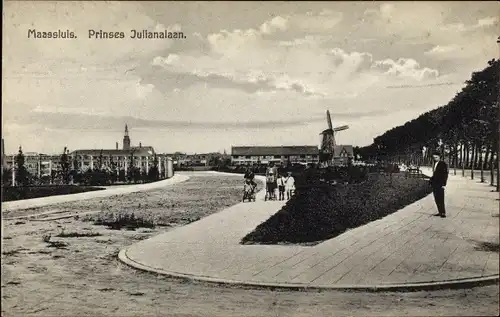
[285,172,295,200]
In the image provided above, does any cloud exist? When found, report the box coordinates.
[477,16,498,27]
[259,16,289,34]
[372,58,439,80]
[151,28,440,98]
[361,2,447,37]
[328,48,374,74]
[424,45,461,55]
[292,10,343,33]
[423,34,496,61]
[440,16,498,32]
[385,82,462,89]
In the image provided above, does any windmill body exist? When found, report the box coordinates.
[319,110,349,166]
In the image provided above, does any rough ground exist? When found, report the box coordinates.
[1,174,499,317]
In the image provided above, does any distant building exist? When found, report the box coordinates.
[70,124,169,174]
[332,145,354,165]
[231,146,320,166]
[4,152,60,176]
[167,152,228,167]
[5,125,173,178]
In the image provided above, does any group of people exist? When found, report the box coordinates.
[243,163,295,201]
[264,163,295,201]
[242,153,448,215]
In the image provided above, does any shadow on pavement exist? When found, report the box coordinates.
[471,241,500,253]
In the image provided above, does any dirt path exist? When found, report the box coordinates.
[2,174,499,317]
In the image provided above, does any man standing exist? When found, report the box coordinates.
[265,162,278,200]
[430,152,448,218]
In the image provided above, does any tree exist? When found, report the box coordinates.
[128,150,136,183]
[14,146,30,186]
[360,59,499,191]
[98,149,104,171]
[109,156,118,183]
[148,154,160,181]
[60,147,71,184]
[2,166,12,187]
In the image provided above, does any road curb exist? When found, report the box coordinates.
[118,248,499,293]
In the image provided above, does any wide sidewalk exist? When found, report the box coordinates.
[121,170,499,288]
[1,174,189,212]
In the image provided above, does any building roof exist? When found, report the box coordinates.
[131,145,155,153]
[333,145,354,157]
[70,148,155,157]
[231,146,319,156]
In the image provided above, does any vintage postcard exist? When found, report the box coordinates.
[2,1,499,316]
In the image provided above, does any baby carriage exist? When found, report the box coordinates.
[242,179,256,202]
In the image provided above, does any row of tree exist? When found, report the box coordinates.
[360,59,499,190]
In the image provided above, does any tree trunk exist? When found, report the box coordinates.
[490,141,496,186]
[454,143,459,175]
[497,145,500,192]
[491,155,495,185]
[460,143,465,177]
[479,143,485,183]
[474,143,480,170]
[465,143,470,172]
[484,144,492,171]
[448,145,453,166]
[470,144,476,180]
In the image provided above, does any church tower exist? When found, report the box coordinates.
[123,124,131,150]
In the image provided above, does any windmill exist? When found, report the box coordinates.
[319,110,349,166]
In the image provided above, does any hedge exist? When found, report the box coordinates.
[241,172,432,245]
[2,185,104,202]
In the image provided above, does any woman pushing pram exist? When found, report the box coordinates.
[242,178,257,202]
[243,168,257,202]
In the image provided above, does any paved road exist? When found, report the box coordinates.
[1,174,189,212]
[121,170,499,288]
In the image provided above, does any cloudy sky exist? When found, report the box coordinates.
[2,1,498,154]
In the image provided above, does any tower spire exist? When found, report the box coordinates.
[123,123,131,150]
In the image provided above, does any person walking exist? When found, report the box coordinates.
[430,151,448,218]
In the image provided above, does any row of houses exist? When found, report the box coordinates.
[4,150,174,178]
[167,152,228,167]
[230,145,354,166]
[3,126,174,178]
